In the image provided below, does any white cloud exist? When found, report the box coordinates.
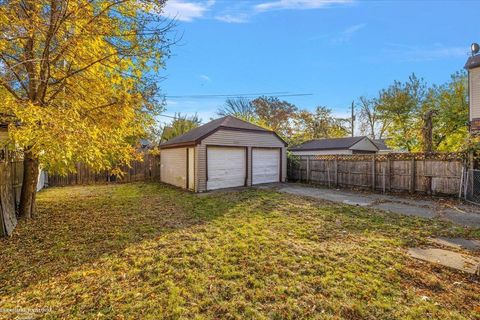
[199,74,211,81]
[161,0,215,22]
[165,100,178,105]
[215,14,249,24]
[384,43,468,62]
[343,23,365,35]
[254,0,353,12]
[331,23,365,43]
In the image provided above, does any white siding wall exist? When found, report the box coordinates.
[470,67,480,120]
[160,147,187,188]
[290,149,352,156]
[37,170,46,192]
[196,129,286,192]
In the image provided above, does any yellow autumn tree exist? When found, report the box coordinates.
[0,0,172,218]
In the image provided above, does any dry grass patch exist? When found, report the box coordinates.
[0,183,479,319]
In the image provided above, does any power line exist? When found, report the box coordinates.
[158,114,178,119]
[158,114,207,125]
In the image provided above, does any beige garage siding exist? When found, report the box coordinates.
[196,129,286,192]
[160,147,187,188]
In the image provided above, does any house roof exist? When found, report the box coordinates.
[289,136,376,151]
[159,116,285,148]
[372,139,390,150]
[465,55,480,69]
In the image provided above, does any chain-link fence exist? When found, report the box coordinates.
[464,169,480,204]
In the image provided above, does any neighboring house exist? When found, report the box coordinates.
[289,136,379,156]
[159,116,287,192]
[372,139,392,154]
[465,53,480,133]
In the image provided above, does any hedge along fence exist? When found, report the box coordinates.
[48,153,161,187]
[287,152,465,196]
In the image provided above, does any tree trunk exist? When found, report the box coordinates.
[19,151,39,219]
[422,110,437,153]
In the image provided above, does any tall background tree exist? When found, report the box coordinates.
[367,71,468,152]
[217,96,301,143]
[217,97,352,145]
[356,96,390,140]
[216,97,256,122]
[292,106,349,145]
[251,96,298,141]
[426,71,469,152]
[0,0,172,218]
[159,113,202,143]
[376,74,427,151]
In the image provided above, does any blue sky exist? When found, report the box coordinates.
[159,0,478,124]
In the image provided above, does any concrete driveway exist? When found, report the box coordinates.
[258,183,480,228]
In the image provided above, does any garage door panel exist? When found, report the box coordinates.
[252,148,280,185]
[207,147,246,190]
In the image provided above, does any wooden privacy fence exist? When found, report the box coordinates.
[287,153,465,196]
[48,153,161,186]
[0,153,23,237]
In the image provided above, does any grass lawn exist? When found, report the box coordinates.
[1,183,479,319]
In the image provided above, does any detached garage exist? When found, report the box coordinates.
[159,116,287,192]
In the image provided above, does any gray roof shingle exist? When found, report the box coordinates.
[159,116,280,148]
[372,139,390,150]
[289,136,370,151]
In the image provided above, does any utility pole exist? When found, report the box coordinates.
[351,101,355,137]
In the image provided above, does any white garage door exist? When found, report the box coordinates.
[252,148,280,185]
[207,147,246,190]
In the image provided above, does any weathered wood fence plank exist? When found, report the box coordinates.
[48,153,161,187]
[287,153,464,196]
[0,154,21,237]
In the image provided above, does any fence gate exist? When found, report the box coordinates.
[465,169,480,204]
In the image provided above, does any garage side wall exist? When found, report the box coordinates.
[160,147,187,188]
[196,129,286,192]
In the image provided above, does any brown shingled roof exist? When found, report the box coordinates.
[159,116,285,148]
[289,136,378,151]
[372,139,390,150]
